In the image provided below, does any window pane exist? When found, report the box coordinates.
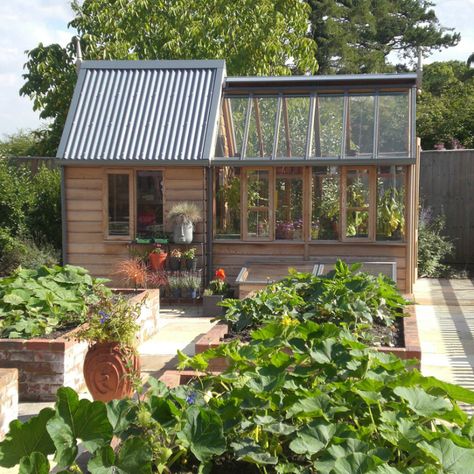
[248,210,270,238]
[312,167,340,240]
[345,169,370,239]
[215,97,248,158]
[275,167,303,240]
[378,93,409,155]
[215,167,241,239]
[247,170,269,208]
[108,174,129,236]
[346,95,374,156]
[136,171,163,238]
[246,97,278,158]
[377,165,406,241]
[313,95,344,157]
[276,97,310,158]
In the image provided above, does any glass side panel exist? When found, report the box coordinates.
[378,93,410,155]
[275,167,303,240]
[248,210,270,238]
[345,168,370,239]
[313,95,344,157]
[108,174,129,236]
[377,165,406,241]
[312,167,340,240]
[136,171,163,238]
[345,95,374,157]
[246,97,278,158]
[214,97,248,158]
[276,97,310,158]
[247,170,269,208]
[215,167,241,239]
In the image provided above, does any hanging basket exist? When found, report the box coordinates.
[83,342,140,402]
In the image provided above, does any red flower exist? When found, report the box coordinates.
[215,268,226,281]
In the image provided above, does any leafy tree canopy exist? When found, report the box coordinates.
[0,129,45,157]
[307,0,460,74]
[20,0,317,156]
[417,60,474,150]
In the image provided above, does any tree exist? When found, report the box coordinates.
[0,129,43,157]
[307,0,460,74]
[417,60,474,149]
[20,0,317,156]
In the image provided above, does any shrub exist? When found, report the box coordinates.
[0,265,110,338]
[418,207,454,277]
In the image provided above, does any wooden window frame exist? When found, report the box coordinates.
[341,166,376,242]
[103,169,134,241]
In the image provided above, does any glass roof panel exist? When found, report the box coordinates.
[215,96,248,158]
[378,93,409,155]
[246,97,278,158]
[345,95,375,157]
[312,95,344,158]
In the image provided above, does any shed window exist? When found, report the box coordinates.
[108,174,130,236]
[136,171,163,238]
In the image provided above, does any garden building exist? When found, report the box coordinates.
[58,60,419,294]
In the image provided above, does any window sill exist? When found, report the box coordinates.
[213,239,406,246]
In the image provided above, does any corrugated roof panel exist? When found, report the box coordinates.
[58,60,225,162]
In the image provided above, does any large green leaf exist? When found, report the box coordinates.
[18,452,50,474]
[333,452,379,473]
[88,437,152,473]
[179,406,226,462]
[419,438,474,473]
[289,422,336,456]
[231,438,278,465]
[394,387,452,417]
[0,408,55,468]
[46,387,112,468]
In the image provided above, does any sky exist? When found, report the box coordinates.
[0,0,473,138]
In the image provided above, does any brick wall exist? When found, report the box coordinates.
[0,369,18,440]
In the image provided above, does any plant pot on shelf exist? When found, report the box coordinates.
[202,294,225,317]
[184,258,197,271]
[169,257,181,271]
[149,252,167,271]
[83,342,140,402]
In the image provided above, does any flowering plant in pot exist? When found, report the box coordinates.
[182,247,197,271]
[167,274,183,298]
[75,290,142,402]
[169,248,182,271]
[203,268,230,317]
[149,244,167,271]
[168,202,202,244]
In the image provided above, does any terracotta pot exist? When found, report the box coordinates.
[149,252,167,271]
[83,342,140,402]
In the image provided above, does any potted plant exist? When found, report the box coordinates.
[182,247,197,271]
[190,274,201,299]
[115,258,148,290]
[167,275,182,299]
[148,244,167,271]
[75,291,142,402]
[203,268,230,317]
[169,248,182,271]
[168,202,202,244]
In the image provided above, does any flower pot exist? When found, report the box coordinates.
[83,342,140,402]
[169,256,181,271]
[185,258,197,271]
[173,221,193,244]
[149,252,167,271]
[202,294,225,317]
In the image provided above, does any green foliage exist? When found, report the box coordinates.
[20,0,317,156]
[418,208,454,277]
[75,292,142,348]
[220,260,406,336]
[307,0,460,74]
[0,265,110,339]
[4,320,474,472]
[417,60,474,150]
[0,129,44,157]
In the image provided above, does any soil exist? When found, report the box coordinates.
[40,322,80,340]
[223,315,405,349]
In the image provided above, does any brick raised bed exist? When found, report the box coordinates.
[0,368,18,440]
[0,289,160,401]
[195,306,421,372]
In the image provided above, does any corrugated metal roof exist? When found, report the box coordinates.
[57,60,225,162]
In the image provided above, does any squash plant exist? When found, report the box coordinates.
[2,320,474,473]
[0,265,110,338]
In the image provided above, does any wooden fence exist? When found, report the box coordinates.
[420,149,474,264]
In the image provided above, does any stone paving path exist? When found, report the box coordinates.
[415,279,474,413]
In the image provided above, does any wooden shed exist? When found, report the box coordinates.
[58,60,419,294]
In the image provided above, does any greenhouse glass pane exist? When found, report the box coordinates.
[275,167,303,240]
[215,167,241,239]
[345,168,370,239]
[345,95,374,157]
[378,93,409,155]
[312,167,340,240]
[248,210,270,238]
[247,170,269,208]
[214,97,248,158]
[246,97,278,158]
[376,165,406,241]
[313,95,344,157]
[276,97,310,158]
